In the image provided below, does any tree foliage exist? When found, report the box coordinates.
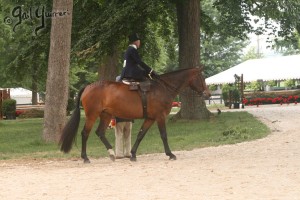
[0,0,51,103]
[273,32,300,55]
[72,1,175,71]
[200,0,248,77]
[213,0,300,41]
[241,46,264,62]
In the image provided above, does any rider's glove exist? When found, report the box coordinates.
[148,69,159,79]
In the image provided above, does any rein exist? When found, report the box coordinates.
[155,77,180,95]
[155,77,203,98]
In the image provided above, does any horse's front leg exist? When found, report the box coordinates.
[130,119,155,161]
[157,118,176,160]
[96,113,115,161]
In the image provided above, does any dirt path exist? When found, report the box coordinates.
[1,105,300,200]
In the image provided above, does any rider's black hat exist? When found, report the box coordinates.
[128,33,140,43]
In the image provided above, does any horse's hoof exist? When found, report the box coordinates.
[169,155,177,160]
[107,149,115,162]
[130,156,137,162]
[109,154,115,162]
[83,159,91,164]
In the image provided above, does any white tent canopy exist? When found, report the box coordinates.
[205,55,300,85]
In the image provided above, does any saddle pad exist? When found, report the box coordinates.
[122,80,140,85]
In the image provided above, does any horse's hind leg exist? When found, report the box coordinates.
[130,119,155,161]
[81,118,97,163]
[95,112,115,161]
[157,118,176,160]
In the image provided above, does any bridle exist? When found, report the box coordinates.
[155,72,206,98]
[153,71,221,114]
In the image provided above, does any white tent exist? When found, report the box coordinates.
[206,55,300,85]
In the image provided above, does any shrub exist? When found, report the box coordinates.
[246,81,263,91]
[284,79,295,88]
[15,110,25,117]
[267,80,277,87]
[243,95,299,106]
[231,88,241,102]
[2,99,16,119]
[221,84,233,102]
[18,109,44,118]
[209,84,217,91]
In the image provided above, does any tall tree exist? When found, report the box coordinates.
[200,0,248,77]
[176,0,211,120]
[241,46,264,62]
[201,35,248,77]
[43,0,73,142]
[273,32,300,55]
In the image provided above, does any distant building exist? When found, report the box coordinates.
[10,88,36,105]
[0,88,38,105]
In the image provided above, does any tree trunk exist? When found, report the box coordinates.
[176,0,211,120]
[43,0,73,142]
[98,48,119,81]
[31,78,38,105]
[31,53,38,105]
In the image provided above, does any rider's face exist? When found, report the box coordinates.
[134,40,141,48]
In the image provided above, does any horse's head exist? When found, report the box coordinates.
[189,67,211,98]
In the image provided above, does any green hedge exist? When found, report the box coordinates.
[18,109,44,118]
[2,99,16,119]
[244,90,300,99]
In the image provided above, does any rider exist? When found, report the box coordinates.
[120,33,159,81]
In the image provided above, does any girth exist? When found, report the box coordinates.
[122,79,151,118]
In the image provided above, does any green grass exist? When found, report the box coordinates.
[0,111,270,161]
[206,103,227,111]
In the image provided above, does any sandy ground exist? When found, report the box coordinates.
[0,105,300,200]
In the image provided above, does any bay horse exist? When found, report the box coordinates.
[59,67,210,163]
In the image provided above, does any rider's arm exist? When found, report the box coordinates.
[130,48,152,73]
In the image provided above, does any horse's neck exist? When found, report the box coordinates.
[160,70,191,95]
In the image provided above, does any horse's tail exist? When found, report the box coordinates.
[59,87,86,153]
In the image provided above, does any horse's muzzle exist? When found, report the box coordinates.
[203,90,211,99]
